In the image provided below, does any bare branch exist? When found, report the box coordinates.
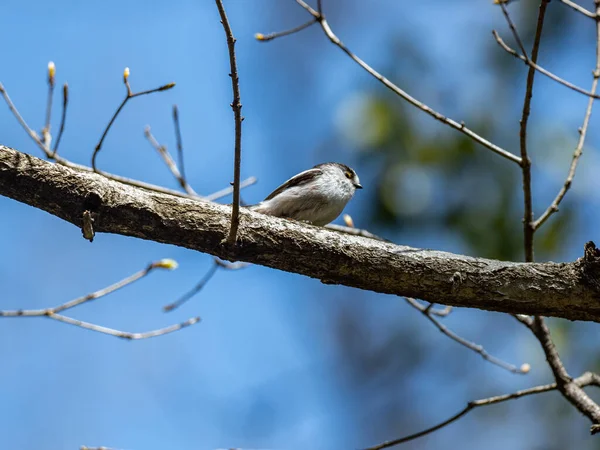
[498,2,530,61]
[533,11,600,230]
[288,0,521,165]
[144,126,198,196]
[493,31,600,100]
[81,446,123,450]
[527,316,600,427]
[517,0,550,262]
[43,61,55,148]
[0,81,255,202]
[0,82,51,157]
[205,176,257,201]
[0,258,200,339]
[559,0,597,18]
[6,145,600,322]
[502,0,600,434]
[164,261,218,312]
[215,0,244,245]
[513,313,534,327]
[405,298,528,374]
[172,105,186,181]
[91,67,175,171]
[324,223,389,242]
[255,18,318,42]
[51,83,69,157]
[364,371,600,449]
[164,258,248,311]
[51,313,200,340]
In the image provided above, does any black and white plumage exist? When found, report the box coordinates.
[250,162,362,226]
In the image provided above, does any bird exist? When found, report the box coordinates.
[249,162,362,226]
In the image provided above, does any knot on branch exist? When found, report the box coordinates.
[450,271,464,293]
[578,241,600,293]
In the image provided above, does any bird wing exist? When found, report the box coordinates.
[263,167,323,201]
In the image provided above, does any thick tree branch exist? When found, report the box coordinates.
[529,315,600,428]
[3,145,600,321]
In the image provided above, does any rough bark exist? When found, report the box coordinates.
[2,144,600,321]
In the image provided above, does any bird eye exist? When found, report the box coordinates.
[345,171,353,179]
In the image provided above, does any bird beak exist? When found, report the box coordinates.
[354,183,363,189]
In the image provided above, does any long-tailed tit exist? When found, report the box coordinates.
[250,162,362,226]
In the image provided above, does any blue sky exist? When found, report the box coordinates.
[2,1,600,449]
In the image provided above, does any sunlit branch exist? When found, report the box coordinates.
[43,61,55,148]
[0,259,200,340]
[0,82,51,157]
[559,0,596,18]
[1,77,255,203]
[172,105,186,181]
[91,67,175,171]
[144,126,198,196]
[255,18,317,42]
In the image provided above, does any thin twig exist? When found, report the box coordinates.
[364,372,600,450]
[43,61,55,148]
[0,81,256,202]
[325,223,390,242]
[51,83,69,158]
[405,298,528,374]
[164,263,218,312]
[144,126,198,196]
[512,313,534,327]
[559,0,596,18]
[205,176,257,201]
[51,313,200,340]
[493,31,600,100]
[0,259,200,340]
[91,68,175,171]
[0,83,50,157]
[172,105,186,181]
[215,0,244,245]
[0,259,172,314]
[517,0,549,262]
[533,21,600,230]
[290,0,521,165]
[81,447,124,450]
[163,258,248,312]
[84,162,255,202]
[255,19,318,42]
[0,82,254,201]
[404,298,453,317]
[499,2,530,61]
